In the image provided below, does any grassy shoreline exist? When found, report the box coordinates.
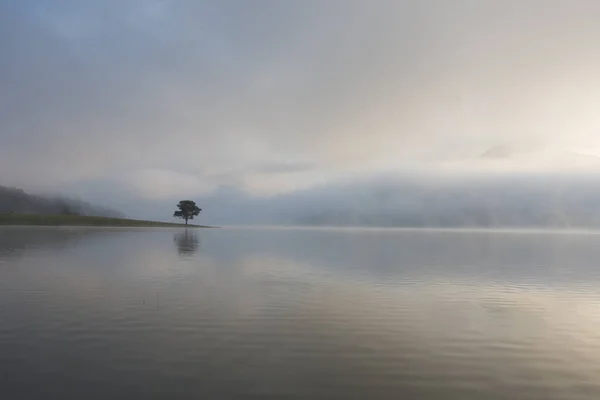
[0,214,215,228]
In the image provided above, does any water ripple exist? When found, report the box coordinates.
[3,227,600,399]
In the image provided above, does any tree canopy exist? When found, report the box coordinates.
[173,200,201,225]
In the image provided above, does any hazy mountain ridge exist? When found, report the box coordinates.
[471,146,600,169]
[192,173,600,228]
[288,175,600,228]
[0,186,123,218]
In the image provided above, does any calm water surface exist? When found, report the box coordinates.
[2,226,600,399]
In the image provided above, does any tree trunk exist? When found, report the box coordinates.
[185,217,188,226]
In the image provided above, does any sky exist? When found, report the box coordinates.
[3,0,600,222]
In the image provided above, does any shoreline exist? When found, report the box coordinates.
[0,214,218,228]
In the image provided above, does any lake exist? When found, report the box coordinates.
[2,226,600,399]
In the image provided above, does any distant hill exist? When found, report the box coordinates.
[476,145,600,169]
[0,185,123,218]
[197,173,600,229]
[292,173,600,228]
[480,145,514,159]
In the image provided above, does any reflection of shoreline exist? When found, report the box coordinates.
[0,227,111,259]
[174,230,200,258]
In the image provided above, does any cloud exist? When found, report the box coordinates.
[253,162,315,175]
[117,169,216,200]
[4,1,600,216]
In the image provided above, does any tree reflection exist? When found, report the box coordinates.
[173,229,200,258]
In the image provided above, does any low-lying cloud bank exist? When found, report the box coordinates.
[6,168,600,229]
[0,186,122,218]
[190,171,600,228]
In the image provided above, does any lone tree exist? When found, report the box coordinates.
[174,200,201,226]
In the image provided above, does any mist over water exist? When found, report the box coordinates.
[3,226,600,399]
